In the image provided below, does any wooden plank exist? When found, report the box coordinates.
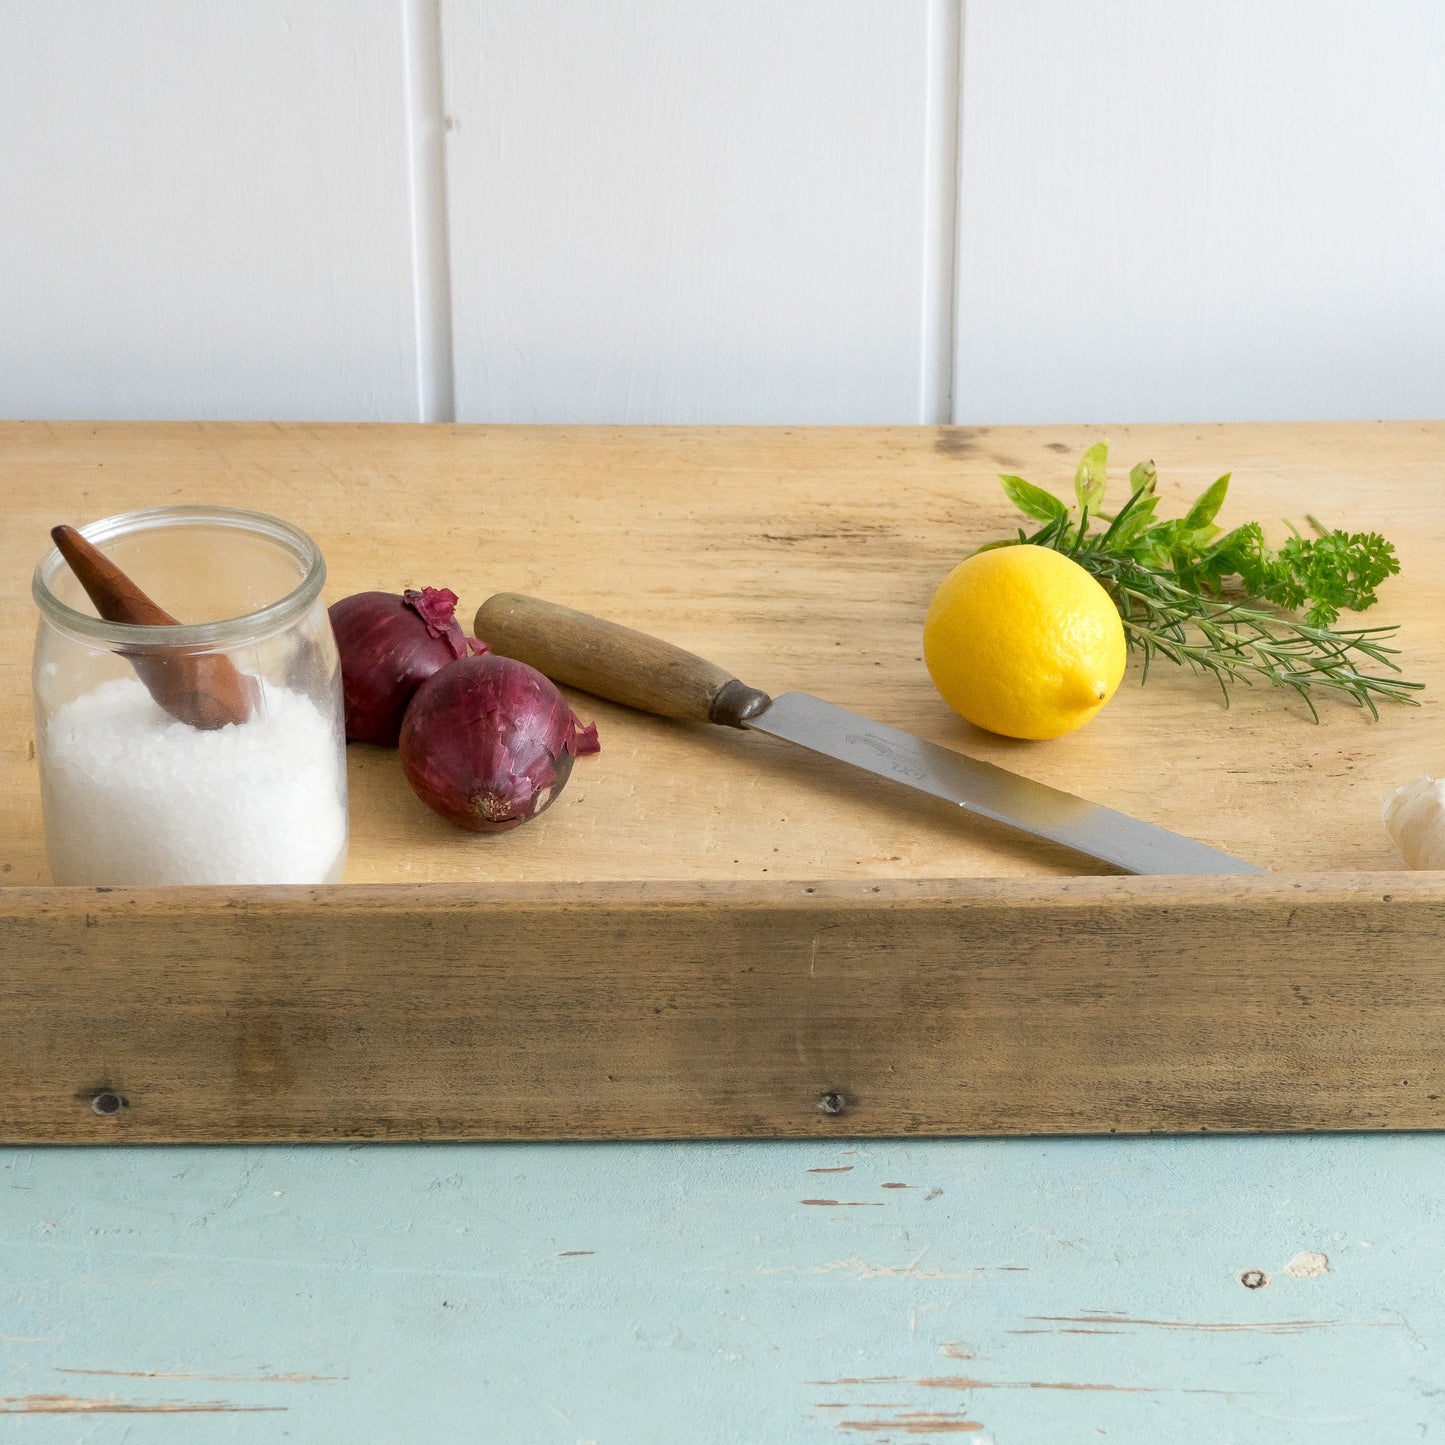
[4,421,1442,1139]
[1,873,1442,1142]
[440,0,938,423]
[4,422,1440,887]
[0,1,424,422]
[6,1135,1443,1433]
[954,0,1445,423]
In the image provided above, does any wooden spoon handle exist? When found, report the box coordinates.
[474,592,771,728]
[51,525,258,730]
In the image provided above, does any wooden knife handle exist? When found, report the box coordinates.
[474,593,772,728]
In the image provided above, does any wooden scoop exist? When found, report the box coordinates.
[51,524,258,729]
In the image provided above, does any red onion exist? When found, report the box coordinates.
[399,653,600,832]
[329,587,472,745]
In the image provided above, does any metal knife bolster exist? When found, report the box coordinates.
[709,678,773,727]
[744,692,1264,878]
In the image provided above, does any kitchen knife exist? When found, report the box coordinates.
[473,593,1265,876]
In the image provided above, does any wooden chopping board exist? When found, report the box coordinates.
[2,421,1441,884]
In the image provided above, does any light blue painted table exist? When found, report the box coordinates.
[3,1135,1442,1441]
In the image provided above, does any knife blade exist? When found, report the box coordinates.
[473,593,1264,876]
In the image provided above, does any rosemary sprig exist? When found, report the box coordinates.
[988,443,1423,718]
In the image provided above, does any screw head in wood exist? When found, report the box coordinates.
[90,1090,128,1116]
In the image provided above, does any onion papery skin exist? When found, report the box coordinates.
[399,654,592,833]
[329,588,468,746]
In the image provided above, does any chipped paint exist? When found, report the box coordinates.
[766,1258,1007,1280]
[0,1394,285,1414]
[800,1199,886,1208]
[558,1250,595,1257]
[1017,1313,1394,1334]
[54,1368,340,1383]
[807,1166,855,1174]
[4,1133,1442,1439]
[836,1410,985,1433]
[917,1375,1243,1396]
[1008,1328,1130,1336]
[1284,1251,1330,1279]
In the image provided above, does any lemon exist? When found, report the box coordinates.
[922,544,1126,740]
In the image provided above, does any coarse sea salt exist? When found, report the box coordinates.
[40,676,348,886]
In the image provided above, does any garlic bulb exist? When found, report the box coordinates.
[1383,774,1445,870]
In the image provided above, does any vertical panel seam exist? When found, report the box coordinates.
[921,0,962,425]
[402,0,457,423]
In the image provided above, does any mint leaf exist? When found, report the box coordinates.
[999,474,1068,523]
[1074,440,1109,514]
[1183,474,1231,532]
[1128,459,1157,496]
[1101,484,1161,550]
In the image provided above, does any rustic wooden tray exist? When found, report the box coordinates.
[2,422,1442,1141]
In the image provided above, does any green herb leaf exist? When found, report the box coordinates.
[1128,459,1157,496]
[1074,440,1109,513]
[1183,473,1230,531]
[1102,486,1160,549]
[999,474,1068,523]
[980,442,1419,717]
[1276,528,1400,627]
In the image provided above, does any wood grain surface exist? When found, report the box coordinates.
[2,873,1443,1142]
[4,421,1442,885]
[1,422,1442,1140]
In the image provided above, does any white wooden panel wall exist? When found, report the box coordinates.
[0,0,423,422]
[441,0,951,424]
[955,0,1445,424]
[2,2,1442,426]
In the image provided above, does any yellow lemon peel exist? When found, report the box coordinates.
[922,544,1126,741]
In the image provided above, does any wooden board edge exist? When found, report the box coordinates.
[3,868,1441,915]
[2,870,1443,1143]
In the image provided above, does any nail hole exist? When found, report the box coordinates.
[818,1091,847,1116]
[91,1090,128,1116]
[1239,1268,1269,1290]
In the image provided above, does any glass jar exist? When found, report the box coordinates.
[32,505,348,886]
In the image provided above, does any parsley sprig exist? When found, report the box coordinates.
[987,441,1421,719]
